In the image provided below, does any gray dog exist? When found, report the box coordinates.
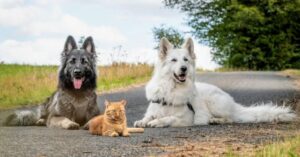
[5,36,100,129]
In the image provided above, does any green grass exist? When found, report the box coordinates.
[255,136,300,157]
[223,135,300,157]
[0,64,58,109]
[97,63,153,92]
[0,63,153,109]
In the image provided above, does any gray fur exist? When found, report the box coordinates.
[5,36,100,129]
[4,110,38,126]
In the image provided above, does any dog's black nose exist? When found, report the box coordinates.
[181,66,187,72]
[74,69,82,75]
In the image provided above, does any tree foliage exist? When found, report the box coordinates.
[164,0,300,70]
[152,25,184,49]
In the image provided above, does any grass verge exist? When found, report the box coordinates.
[214,67,250,72]
[97,63,152,92]
[255,135,300,157]
[162,134,300,157]
[282,69,300,77]
[0,63,153,109]
[282,69,300,91]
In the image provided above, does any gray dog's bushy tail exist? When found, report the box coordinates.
[4,110,38,126]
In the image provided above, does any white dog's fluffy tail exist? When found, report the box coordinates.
[232,102,296,123]
[4,110,38,126]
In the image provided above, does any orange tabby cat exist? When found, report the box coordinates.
[89,100,144,137]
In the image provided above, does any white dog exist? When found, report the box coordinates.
[134,37,296,128]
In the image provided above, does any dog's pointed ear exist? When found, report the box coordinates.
[82,36,95,53]
[183,38,196,59]
[159,37,173,60]
[63,35,77,53]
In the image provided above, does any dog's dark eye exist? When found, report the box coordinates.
[171,58,177,62]
[81,58,87,64]
[183,57,188,62]
[70,58,76,64]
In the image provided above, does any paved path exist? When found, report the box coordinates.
[0,72,299,157]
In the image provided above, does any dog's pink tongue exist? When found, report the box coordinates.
[73,78,83,89]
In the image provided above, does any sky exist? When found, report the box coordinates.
[0,0,219,70]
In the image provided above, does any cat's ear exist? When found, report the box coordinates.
[121,100,127,106]
[105,100,110,107]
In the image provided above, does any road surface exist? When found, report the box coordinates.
[0,72,299,157]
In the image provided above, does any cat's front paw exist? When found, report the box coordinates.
[147,119,168,128]
[134,119,147,128]
[110,132,119,137]
[122,132,130,137]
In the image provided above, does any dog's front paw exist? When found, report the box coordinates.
[134,119,147,128]
[63,121,80,130]
[147,119,168,128]
[36,119,46,126]
[209,118,232,125]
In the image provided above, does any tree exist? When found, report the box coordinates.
[164,0,300,70]
[152,25,184,49]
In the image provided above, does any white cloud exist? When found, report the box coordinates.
[0,0,24,9]
[95,0,183,23]
[20,14,126,44]
[0,38,63,65]
[97,47,156,65]
[0,0,218,69]
[0,38,155,65]
[98,42,219,70]
[0,5,41,27]
[32,0,183,24]
[0,1,127,45]
[0,37,218,70]
[194,44,219,70]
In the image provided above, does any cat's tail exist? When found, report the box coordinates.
[4,109,39,126]
[128,128,144,133]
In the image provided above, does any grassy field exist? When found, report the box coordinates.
[283,69,300,76]
[0,63,153,109]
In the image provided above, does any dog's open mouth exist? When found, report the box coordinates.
[174,73,186,82]
[73,77,85,89]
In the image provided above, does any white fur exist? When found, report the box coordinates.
[134,38,296,128]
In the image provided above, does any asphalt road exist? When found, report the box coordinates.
[0,72,299,157]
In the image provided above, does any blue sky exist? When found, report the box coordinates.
[0,0,219,69]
